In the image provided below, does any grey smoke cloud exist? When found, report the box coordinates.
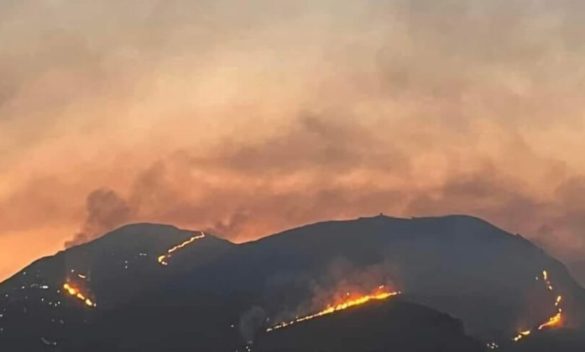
[65,189,133,248]
[239,306,267,343]
[58,113,585,281]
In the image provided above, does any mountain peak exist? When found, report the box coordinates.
[73,222,232,251]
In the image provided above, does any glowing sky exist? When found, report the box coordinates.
[2,0,585,282]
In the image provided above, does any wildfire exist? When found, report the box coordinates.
[513,330,531,342]
[543,270,554,291]
[537,311,562,330]
[266,286,401,332]
[62,283,96,308]
[158,232,206,266]
[512,270,563,343]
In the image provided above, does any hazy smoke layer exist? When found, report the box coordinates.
[1,0,585,282]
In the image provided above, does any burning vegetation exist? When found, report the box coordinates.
[157,232,206,266]
[266,285,401,332]
[62,282,96,308]
[512,270,563,343]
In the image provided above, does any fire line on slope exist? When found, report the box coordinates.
[62,282,96,308]
[512,270,563,343]
[266,286,401,332]
[157,231,206,266]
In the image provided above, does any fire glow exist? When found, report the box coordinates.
[266,286,401,332]
[512,270,563,343]
[537,311,562,331]
[158,232,206,266]
[62,283,96,308]
[512,330,531,342]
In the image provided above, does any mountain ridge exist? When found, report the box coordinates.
[1,214,584,351]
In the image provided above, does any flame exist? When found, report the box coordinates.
[267,286,401,332]
[158,232,206,266]
[536,270,563,331]
[513,330,531,342]
[537,311,562,330]
[62,283,96,307]
[512,270,563,343]
[543,270,554,291]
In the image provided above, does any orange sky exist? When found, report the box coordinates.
[1,0,585,282]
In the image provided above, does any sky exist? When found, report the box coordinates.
[1,0,585,283]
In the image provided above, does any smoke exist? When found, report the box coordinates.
[239,306,267,343]
[306,260,399,307]
[1,0,585,282]
[207,210,251,237]
[263,259,400,325]
[60,114,585,265]
[65,189,132,248]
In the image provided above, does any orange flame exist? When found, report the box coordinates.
[512,270,563,343]
[536,270,563,331]
[62,283,96,307]
[267,286,401,332]
[538,311,562,331]
[513,330,531,342]
[543,270,554,291]
[158,232,205,266]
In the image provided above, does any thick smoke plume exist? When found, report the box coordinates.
[65,189,132,248]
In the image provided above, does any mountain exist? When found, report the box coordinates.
[1,215,584,351]
[0,223,234,351]
[503,329,585,352]
[241,215,585,337]
[254,298,484,352]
